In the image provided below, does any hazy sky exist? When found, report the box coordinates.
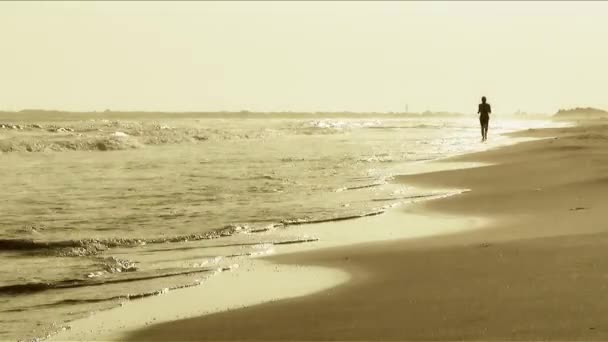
[2,1,608,114]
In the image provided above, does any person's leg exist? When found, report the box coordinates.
[484,119,489,140]
[479,118,485,140]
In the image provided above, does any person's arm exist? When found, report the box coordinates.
[489,104,492,114]
[478,104,481,114]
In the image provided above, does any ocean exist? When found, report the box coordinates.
[0,113,561,340]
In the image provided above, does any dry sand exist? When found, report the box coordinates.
[125,123,608,341]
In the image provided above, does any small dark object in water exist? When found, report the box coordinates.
[569,207,588,211]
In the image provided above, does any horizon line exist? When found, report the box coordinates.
[0,108,559,116]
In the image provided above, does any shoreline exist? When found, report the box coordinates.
[51,122,574,341]
[51,195,485,341]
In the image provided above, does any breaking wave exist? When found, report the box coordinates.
[0,267,218,296]
[0,223,253,256]
[306,119,383,130]
[0,207,389,257]
[0,119,353,153]
[0,135,143,153]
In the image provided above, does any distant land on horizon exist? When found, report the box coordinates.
[554,107,608,119]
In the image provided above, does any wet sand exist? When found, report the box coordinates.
[127,123,608,341]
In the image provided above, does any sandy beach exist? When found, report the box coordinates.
[121,122,608,341]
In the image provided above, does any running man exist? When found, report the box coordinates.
[478,96,491,141]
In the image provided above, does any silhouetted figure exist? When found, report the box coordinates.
[478,96,491,141]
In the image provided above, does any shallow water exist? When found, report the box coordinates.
[0,114,560,340]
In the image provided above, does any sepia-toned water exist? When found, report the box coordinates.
[0,113,561,340]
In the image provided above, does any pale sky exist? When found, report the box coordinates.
[1,1,608,114]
